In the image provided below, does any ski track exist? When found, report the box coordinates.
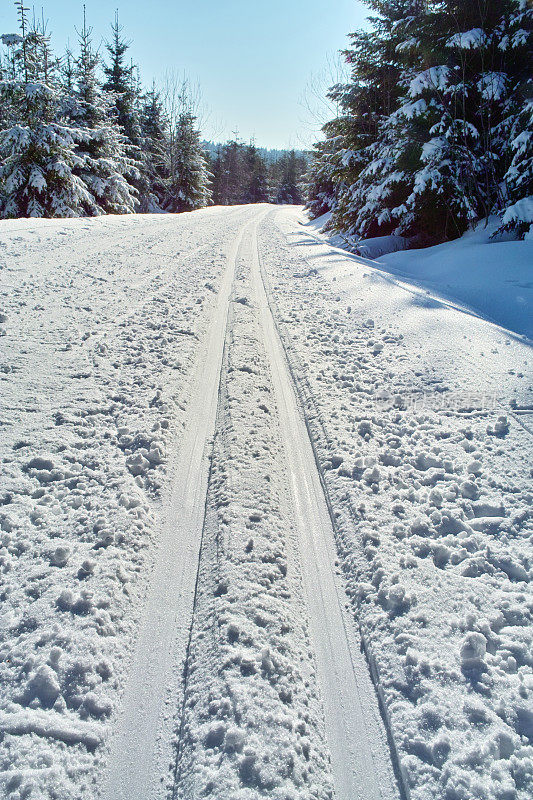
[170,226,334,799]
[169,213,400,799]
[249,215,401,800]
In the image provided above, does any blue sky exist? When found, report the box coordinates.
[0,0,367,149]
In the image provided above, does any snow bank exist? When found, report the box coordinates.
[306,214,533,339]
[380,220,533,339]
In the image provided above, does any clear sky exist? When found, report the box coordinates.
[0,0,368,149]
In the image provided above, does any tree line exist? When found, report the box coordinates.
[306,0,532,244]
[210,139,307,206]
[0,1,308,219]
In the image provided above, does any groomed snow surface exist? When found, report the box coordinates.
[0,205,531,800]
[306,213,533,340]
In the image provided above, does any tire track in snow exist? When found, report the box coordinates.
[249,215,402,800]
[100,211,265,800]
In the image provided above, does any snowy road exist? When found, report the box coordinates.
[101,207,400,800]
[0,206,531,800]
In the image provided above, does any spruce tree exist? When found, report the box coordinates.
[139,83,168,210]
[310,0,533,243]
[219,136,246,205]
[275,150,304,204]
[102,13,133,131]
[102,12,148,206]
[495,0,533,237]
[0,4,92,218]
[499,99,533,237]
[243,141,269,203]
[209,144,224,205]
[304,135,339,219]
[68,7,138,215]
[164,109,211,212]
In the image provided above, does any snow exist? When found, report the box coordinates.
[446,29,487,49]
[0,208,251,798]
[409,66,451,97]
[306,213,533,340]
[478,72,507,101]
[173,264,335,798]
[396,37,419,53]
[263,206,533,800]
[393,98,428,121]
[0,205,531,800]
[503,196,533,229]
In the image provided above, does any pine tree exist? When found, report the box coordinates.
[139,82,168,210]
[310,0,533,243]
[60,46,75,93]
[102,12,148,206]
[320,1,427,238]
[243,141,269,203]
[396,0,532,241]
[0,3,93,218]
[499,99,533,237]
[0,34,23,129]
[219,136,246,205]
[164,109,211,212]
[68,6,138,215]
[209,144,224,205]
[103,13,133,130]
[275,151,301,204]
[495,0,533,237]
[304,136,338,219]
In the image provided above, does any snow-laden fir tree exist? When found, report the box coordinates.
[306,0,418,232]
[164,108,211,212]
[493,0,533,237]
[67,8,138,214]
[499,98,533,238]
[309,0,533,243]
[388,0,533,242]
[102,13,150,208]
[0,6,93,218]
[0,33,22,131]
[102,13,137,142]
[304,134,341,219]
[139,83,168,210]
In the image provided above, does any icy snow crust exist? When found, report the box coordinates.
[261,208,533,800]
